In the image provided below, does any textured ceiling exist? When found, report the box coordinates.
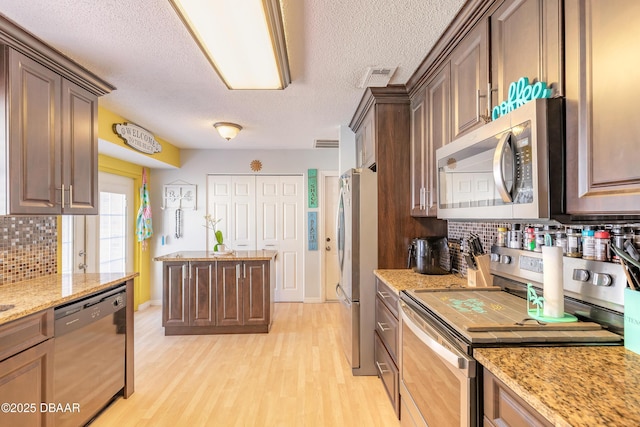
[0,0,464,150]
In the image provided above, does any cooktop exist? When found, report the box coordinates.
[405,288,622,345]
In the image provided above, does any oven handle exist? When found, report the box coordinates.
[400,303,474,376]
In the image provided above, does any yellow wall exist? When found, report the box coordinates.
[57,107,182,310]
[99,155,151,310]
[98,107,181,168]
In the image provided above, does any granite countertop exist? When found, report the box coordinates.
[475,346,640,426]
[0,272,139,326]
[374,268,469,293]
[154,250,278,262]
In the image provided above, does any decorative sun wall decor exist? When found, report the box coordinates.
[250,160,263,171]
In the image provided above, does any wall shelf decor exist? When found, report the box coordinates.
[162,181,197,210]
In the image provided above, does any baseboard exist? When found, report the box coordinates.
[303,297,324,303]
[149,299,163,306]
[137,301,151,311]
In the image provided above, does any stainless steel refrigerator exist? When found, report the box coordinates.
[335,168,377,376]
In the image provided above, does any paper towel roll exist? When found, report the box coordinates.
[542,245,564,318]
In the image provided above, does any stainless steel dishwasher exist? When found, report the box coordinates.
[54,285,126,427]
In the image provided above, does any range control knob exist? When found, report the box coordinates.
[592,273,612,287]
[490,253,500,263]
[572,269,590,282]
[499,255,512,264]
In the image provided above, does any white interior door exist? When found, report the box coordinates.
[231,176,256,250]
[257,176,304,302]
[207,175,232,252]
[323,173,340,301]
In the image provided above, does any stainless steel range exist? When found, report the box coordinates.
[399,246,625,427]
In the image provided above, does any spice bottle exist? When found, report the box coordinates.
[508,224,522,249]
[566,228,582,258]
[525,227,536,251]
[582,226,596,260]
[594,230,610,261]
[555,229,568,255]
[496,227,507,247]
[611,227,625,262]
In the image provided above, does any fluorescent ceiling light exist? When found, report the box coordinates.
[170,0,291,90]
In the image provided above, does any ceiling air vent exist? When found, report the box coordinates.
[358,66,397,88]
[314,139,339,148]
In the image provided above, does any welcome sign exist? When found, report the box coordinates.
[113,122,162,154]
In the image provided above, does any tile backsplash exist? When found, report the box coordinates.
[0,216,57,284]
[447,221,510,276]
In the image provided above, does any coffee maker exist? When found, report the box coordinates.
[407,237,450,275]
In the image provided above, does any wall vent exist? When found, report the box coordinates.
[314,139,339,148]
[358,66,396,88]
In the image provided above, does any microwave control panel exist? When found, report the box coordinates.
[512,121,533,204]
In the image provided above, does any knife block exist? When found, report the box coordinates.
[467,255,493,287]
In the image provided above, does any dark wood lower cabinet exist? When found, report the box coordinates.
[162,259,273,335]
[0,310,54,427]
[483,368,553,427]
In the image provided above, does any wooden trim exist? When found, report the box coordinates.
[124,278,135,398]
[349,85,409,132]
[0,15,114,95]
[406,0,495,97]
[164,324,270,335]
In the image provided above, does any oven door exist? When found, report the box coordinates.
[400,300,476,427]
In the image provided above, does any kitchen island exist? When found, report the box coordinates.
[155,250,277,335]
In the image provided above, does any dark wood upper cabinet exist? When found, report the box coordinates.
[0,16,113,215]
[489,0,563,108]
[565,0,640,216]
[451,19,488,139]
[61,80,99,214]
[411,63,451,218]
[351,86,445,268]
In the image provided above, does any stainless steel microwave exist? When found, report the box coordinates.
[436,98,564,220]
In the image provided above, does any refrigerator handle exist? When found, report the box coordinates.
[336,186,345,273]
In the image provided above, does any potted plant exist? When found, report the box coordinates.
[204,215,225,252]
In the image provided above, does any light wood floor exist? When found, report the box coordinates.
[92,303,400,427]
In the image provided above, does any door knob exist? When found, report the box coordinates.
[326,237,331,242]
[326,246,331,251]
[78,263,88,270]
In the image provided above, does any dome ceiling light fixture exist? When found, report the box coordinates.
[169,0,291,90]
[213,122,243,141]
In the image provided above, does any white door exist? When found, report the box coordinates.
[207,175,232,252]
[61,172,134,273]
[231,176,256,250]
[323,173,340,301]
[256,175,304,302]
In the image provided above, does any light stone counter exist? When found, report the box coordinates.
[0,272,139,325]
[374,268,469,293]
[154,250,277,262]
[475,346,640,427]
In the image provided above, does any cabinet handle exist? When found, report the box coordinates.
[243,263,246,279]
[425,189,433,209]
[419,188,424,210]
[236,263,241,286]
[476,89,481,123]
[68,185,74,208]
[377,291,390,299]
[59,184,65,207]
[487,82,493,117]
[377,321,390,332]
[182,264,186,282]
[376,361,390,374]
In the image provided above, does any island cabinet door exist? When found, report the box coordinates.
[243,261,269,326]
[189,262,216,326]
[216,261,243,326]
[163,262,189,327]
